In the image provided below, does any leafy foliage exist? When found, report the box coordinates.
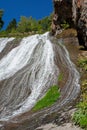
[0,9,4,30]
[73,58,87,129]
[37,15,52,33]
[0,14,52,37]
[33,85,60,111]
[6,18,17,33]
[17,15,52,34]
[78,58,87,71]
[73,102,87,128]
[17,16,37,33]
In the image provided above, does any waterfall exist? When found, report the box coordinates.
[0,32,59,122]
[0,32,80,129]
[0,38,14,53]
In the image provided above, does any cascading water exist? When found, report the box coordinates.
[0,32,59,123]
[0,32,80,130]
[0,38,14,53]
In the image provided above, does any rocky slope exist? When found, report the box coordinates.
[36,123,82,130]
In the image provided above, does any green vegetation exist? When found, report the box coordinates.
[0,9,4,30]
[78,58,87,71]
[6,18,17,33]
[58,73,63,82]
[17,15,52,34]
[73,101,87,129]
[33,85,60,111]
[73,58,87,129]
[0,14,52,37]
[61,20,70,29]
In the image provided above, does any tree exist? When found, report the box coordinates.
[0,9,4,30]
[6,18,17,33]
[17,16,30,33]
[17,16,38,33]
[16,14,52,34]
[38,14,52,33]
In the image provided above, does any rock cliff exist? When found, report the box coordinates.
[52,0,87,48]
[76,0,87,48]
[51,0,72,35]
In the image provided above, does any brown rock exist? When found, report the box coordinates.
[51,0,72,35]
[76,0,87,48]
[52,0,87,48]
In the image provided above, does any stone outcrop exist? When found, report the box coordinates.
[51,0,72,35]
[52,0,87,48]
[76,0,87,48]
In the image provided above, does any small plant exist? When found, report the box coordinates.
[78,58,87,71]
[61,20,70,29]
[73,56,87,129]
[73,81,87,129]
[33,85,60,111]
[73,102,87,129]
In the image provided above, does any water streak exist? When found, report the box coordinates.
[0,32,59,122]
[0,38,14,53]
[0,33,80,130]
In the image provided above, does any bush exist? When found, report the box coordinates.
[78,58,87,71]
[73,57,87,129]
[73,102,87,128]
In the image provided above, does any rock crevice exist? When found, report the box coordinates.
[52,0,87,48]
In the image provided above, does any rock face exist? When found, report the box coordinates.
[76,0,87,48]
[52,0,87,48]
[51,0,72,35]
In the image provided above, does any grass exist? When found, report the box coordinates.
[33,85,60,111]
[0,31,35,38]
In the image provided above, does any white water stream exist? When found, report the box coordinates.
[0,38,14,53]
[0,33,80,130]
[0,33,59,122]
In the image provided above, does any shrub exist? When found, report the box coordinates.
[73,102,87,128]
[78,58,87,71]
[73,57,87,129]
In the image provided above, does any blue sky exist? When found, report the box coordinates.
[0,0,53,29]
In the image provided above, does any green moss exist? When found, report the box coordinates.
[58,73,63,82]
[33,85,60,111]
